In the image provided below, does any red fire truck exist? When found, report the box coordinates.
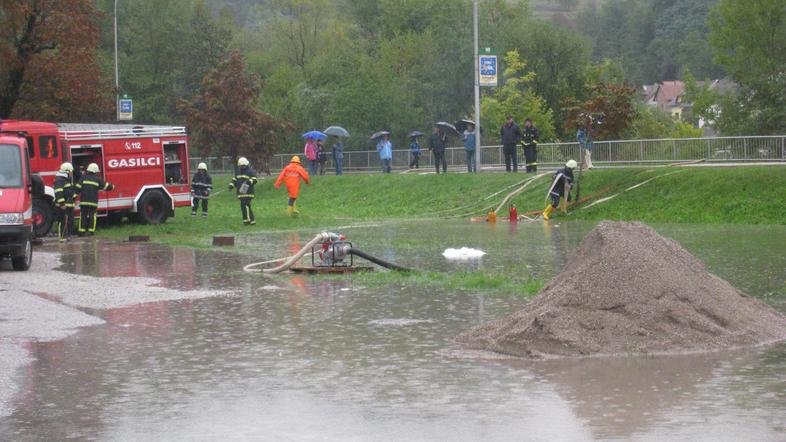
[0,120,192,236]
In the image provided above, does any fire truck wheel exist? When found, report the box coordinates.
[32,198,54,237]
[12,239,32,271]
[137,190,169,225]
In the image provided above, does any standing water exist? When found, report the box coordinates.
[0,221,784,441]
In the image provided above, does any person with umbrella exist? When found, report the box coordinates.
[429,126,448,174]
[275,156,311,215]
[500,115,523,172]
[324,126,350,176]
[376,132,393,173]
[409,131,423,169]
[521,118,540,173]
[303,133,320,175]
[463,123,477,173]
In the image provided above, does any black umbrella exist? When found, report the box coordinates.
[408,131,425,138]
[435,122,459,136]
[370,130,391,140]
[454,119,476,133]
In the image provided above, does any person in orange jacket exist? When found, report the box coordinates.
[275,155,311,215]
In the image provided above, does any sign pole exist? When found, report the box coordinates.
[473,0,481,172]
[114,0,120,121]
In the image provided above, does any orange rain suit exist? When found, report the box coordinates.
[275,162,310,198]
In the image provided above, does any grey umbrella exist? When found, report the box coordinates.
[370,130,391,140]
[324,126,350,137]
[408,131,425,138]
[435,122,459,136]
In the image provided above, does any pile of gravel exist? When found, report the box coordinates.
[457,221,786,358]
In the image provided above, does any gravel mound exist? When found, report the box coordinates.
[457,221,786,358]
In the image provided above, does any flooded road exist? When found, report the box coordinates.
[1,221,785,440]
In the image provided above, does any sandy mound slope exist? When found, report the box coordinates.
[457,221,786,358]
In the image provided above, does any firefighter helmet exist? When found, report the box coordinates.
[566,159,578,169]
[86,163,100,173]
[291,156,301,164]
[237,157,249,167]
[197,162,207,171]
[59,162,74,173]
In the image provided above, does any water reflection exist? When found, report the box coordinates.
[1,221,784,440]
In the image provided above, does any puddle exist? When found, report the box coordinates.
[0,220,784,440]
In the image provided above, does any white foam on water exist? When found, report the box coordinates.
[442,247,486,260]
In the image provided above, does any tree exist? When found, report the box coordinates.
[481,51,556,141]
[563,83,637,140]
[708,0,786,134]
[0,0,113,120]
[178,51,292,170]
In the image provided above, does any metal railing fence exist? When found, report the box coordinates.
[190,135,786,175]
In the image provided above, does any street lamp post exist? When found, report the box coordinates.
[473,0,482,171]
[114,0,120,121]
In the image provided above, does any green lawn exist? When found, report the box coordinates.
[99,166,786,248]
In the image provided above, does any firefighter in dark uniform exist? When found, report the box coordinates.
[191,162,212,217]
[76,162,114,235]
[228,157,257,225]
[54,162,75,242]
[542,160,577,220]
[521,118,540,173]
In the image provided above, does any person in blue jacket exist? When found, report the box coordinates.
[463,123,477,172]
[409,135,421,169]
[376,134,393,173]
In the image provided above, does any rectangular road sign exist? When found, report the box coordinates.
[479,55,498,87]
[118,99,133,121]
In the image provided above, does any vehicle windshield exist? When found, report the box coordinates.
[0,144,23,188]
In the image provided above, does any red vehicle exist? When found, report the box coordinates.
[0,133,35,270]
[0,120,192,236]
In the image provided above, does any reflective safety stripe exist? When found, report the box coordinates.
[103,182,112,190]
[55,187,64,192]
[56,198,65,203]
[83,180,100,187]
[238,195,255,198]
[80,202,98,207]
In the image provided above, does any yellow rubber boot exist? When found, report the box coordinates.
[287,205,294,215]
[292,203,300,215]
[543,204,554,220]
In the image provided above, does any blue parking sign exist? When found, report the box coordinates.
[118,99,133,120]
[479,55,497,87]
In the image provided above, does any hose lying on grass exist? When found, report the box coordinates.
[243,231,413,273]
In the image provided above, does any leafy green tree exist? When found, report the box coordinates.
[708,0,786,134]
[481,51,556,142]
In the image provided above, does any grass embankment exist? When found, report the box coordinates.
[100,166,786,249]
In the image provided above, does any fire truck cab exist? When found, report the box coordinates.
[0,133,36,270]
[0,120,192,236]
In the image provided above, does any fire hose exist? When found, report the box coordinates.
[243,232,412,274]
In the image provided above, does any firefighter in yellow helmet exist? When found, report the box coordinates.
[228,157,258,225]
[274,156,310,215]
[76,162,114,235]
[542,160,577,221]
[54,162,75,242]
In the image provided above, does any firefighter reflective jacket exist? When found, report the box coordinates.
[229,166,257,198]
[54,172,76,208]
[76,173,114,206]
[191,171,213,199]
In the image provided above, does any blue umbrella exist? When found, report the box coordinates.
[302,130,327,141]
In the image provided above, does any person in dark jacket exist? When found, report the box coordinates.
[54,162,75,242]
[76,162,114,235]
[332,138,344,176]
[409,135,421,169]
[542,160,577,220]
[191,162,212,217]
[428,127,448,174]
[500,115,522,172]
[521,118,540,173]
[316,139,328,175]
[228,157,258,225]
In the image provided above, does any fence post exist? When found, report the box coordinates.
[707,139,711,161]
[640,141,644,162]
[782,136,785,160]
[672,139,677,160]
[744,138,748,160]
